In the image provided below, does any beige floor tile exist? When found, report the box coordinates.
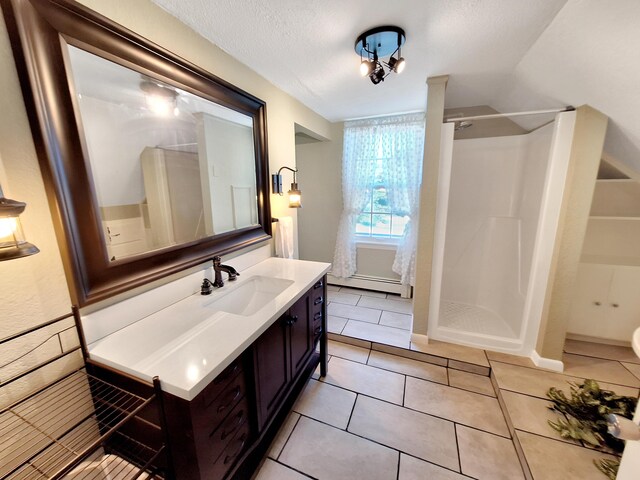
[342,320,411,349]
[254,458,309,480]
[328,339,370,363]
[280,416,398,480]
[411,340,489,367]
[501,391,577,443]
[491,361,640,399]
[328,303,382,323]
[357,296,413,314]
[320,356,405,404]
[448,369,496,397]
[368,350,448,384]
[328,333,372,349]
[398,454,467,480]
[327,284,341,292]
[457,425,524,480]
[339,287,387,298]
[379,311,412,330]
[373,343,448,367]
[327,315,347,334]
[404,377,509,437]
[516,430,618,480]
[562,353,640,387]
[486,350,536,368]
[349,396,459,471]
[328,291,361,305]
[622,362,640,380]
[267,412,301,459]
[564,339,639,364]
[293,379,356,429]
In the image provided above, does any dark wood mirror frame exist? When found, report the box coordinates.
[2,0,272,306]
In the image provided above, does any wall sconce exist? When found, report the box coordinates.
[0,185,39,261]
[272,166,302,208]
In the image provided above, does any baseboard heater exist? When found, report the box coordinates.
[327,273,412,298]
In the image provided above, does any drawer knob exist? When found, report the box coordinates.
[314,297,323,305]
[314,281,324,289]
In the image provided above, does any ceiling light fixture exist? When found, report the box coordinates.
[355,26,406,85]
[140,80,180,117]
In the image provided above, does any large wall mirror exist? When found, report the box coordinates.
[2,0,272,306]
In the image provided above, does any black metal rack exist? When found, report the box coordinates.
[0,314,168,480]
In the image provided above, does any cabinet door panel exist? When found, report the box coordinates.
[289,291,313,379]
[253,318,289,429]
[608,266,640,341]
[568,264,614,338]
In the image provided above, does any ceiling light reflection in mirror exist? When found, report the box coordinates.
[66,46,259,262]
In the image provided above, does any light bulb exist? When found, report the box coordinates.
[360,60,373,77]
[395,57,406,73]
[0,217,17,238]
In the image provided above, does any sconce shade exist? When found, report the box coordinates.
[0,196,39,261]
[288,183,302,208]
[272,166,302,208]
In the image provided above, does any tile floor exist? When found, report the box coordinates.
[253,286,640,480]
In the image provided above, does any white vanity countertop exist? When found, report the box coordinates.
[87,257,330,400]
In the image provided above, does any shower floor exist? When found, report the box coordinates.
[439,301,517,339]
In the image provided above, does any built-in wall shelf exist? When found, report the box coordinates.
[589,216,640,221]
[595,178,636,183]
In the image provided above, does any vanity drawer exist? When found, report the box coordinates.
[208,419,251,479]
[195,371,246,430]
[207,400,250,464]
[199,358,243,407]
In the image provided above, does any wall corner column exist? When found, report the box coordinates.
[412,75,448,337]
[536,105,608,360]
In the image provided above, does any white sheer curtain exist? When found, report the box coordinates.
[332,113,425,285]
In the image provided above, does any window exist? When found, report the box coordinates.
[355,159,409,238]
[333,113,424,284]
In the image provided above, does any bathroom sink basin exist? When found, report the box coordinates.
[633,327,640,359]
[204,275,294,316]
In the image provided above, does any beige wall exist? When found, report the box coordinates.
[0,0,330,400]
[296,122,343,264]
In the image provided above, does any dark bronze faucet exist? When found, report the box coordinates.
[200,256,240,294]
[212,255,239,288]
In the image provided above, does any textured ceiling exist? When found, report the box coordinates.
[151,0,640,171]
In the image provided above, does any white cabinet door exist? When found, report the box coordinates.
[608,266,640,341]
[568,264,614,338]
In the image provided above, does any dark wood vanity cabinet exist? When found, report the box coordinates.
[253,283,321,429]
[162,275,327,480]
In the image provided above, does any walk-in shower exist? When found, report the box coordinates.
[429,109,577,357]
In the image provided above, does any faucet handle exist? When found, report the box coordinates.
[201,278,213,295]
[212,255,222,266]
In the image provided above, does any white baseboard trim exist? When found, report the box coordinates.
[410,333,429,350]
[327,273,412,298]
[531,350,564,372]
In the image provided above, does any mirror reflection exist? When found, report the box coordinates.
[67,46,259,261]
